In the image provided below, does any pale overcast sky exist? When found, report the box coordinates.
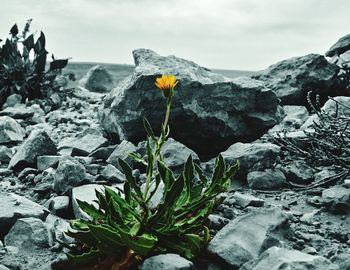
[1,0,350,70]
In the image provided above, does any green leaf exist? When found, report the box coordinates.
[143,117,156,141]
[194,163,208,186]
[146,138,154,178]
[104,186,140,221]
[156,235,195,259]
[65,229,98,247]
[118,158,143,200]
[123,181,131,203]
[184,155,195,201]
[184,234,203,254]
[88,224,123,250]
[157,159,174,192]
[67,248,100,266]
[148,173,184,227]
[76,199,105,220]
[225,160,240,179]
[119,230,157,256]
[129,152,147,166]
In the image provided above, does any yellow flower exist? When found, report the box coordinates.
[155,74,178,91]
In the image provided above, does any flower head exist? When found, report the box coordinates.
[155,75,178,98]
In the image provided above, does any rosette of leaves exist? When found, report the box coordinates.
[0,20,69,108]
[66,131,239,268]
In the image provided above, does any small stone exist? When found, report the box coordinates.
[232,192,265,208]
[4,217,49,250]
[140,253,193,270]
[247,169,287,190]
[322,185,350,214]
[0,116,25,144]
[100,164,125,183]
[8,130,57,170]
[107,140,137,166]
[53,158,87,194]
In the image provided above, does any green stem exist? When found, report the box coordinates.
[144,95,172,200]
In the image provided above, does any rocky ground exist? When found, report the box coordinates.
[1,34,350,270]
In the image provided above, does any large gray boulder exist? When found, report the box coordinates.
[99,49,282,159]
[80,65,114,92]
[326,33,350,58]
[252,54,341,105]
[0,116,25,144]
[207,207,290,268]
[8,130,57,170]
[241,246,339,270]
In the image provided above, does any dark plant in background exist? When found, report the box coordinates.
[65,75,240,269]
[339,63,350,93]
[0,19,69,108]
[274,91,350,188]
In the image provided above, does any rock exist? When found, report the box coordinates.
[314,168,339,182]
[0,104,34,119]
[18,167,38,181]
[137,138,200,173]
[268,105,309,134]
[99,49,282,159]
[0,146,13,162]
[247,169,287,190]
[282,160,314,185]
[44,196,70,218]
[326,33,350,57]
[2,94,22,108]
[107,140,137,166]
[0,265,10,270]
[37,155,62,171]
[4,217,50,250]
[240,246,338,270]
[80,65,114,92]
[321,96,350,118]
[100,164,125,183]
[219,142,281,178]
[53,158,87,194]
[208,214,230,230]
[140,253,193,270]
[232,192,265,208]
[322,185,350,214]
[161,138,200,171]
[88,145,117,160]
[252,54,341,105]
[0,116,25,144]
[0,192,48,238]
[8,130,57,170]
[58,133,108,156]
[207,207,290,268]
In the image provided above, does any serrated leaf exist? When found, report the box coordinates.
[119,230,156,256]
[118,158,143,200]
[76,199,105,220]
[88,224,123,250]
[67,247,100,266]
